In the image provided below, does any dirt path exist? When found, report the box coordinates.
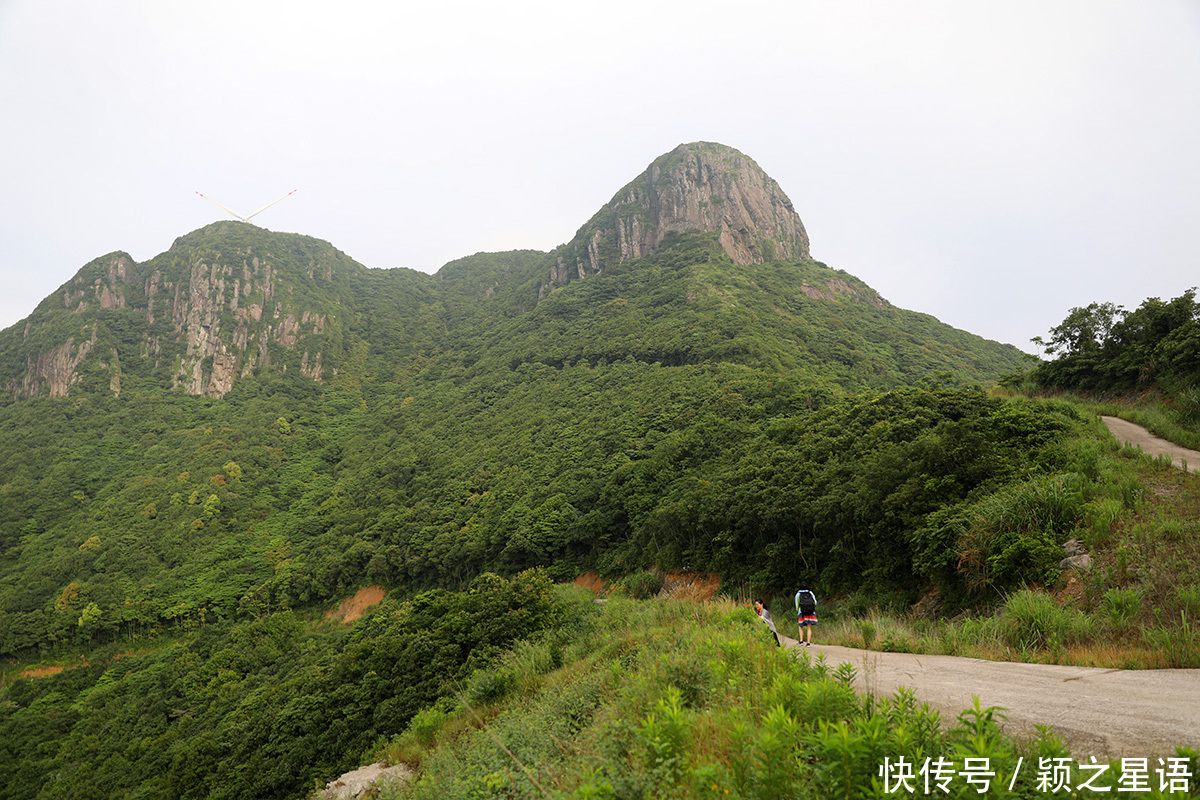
[1101,416,1200,473]
[788,639,1200,758]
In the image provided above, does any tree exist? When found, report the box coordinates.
[1042,302,1123,356]
[77,602,103,642]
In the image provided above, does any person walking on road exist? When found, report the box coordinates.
[794,582,818,647]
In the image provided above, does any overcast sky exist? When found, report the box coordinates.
[2,1,1198,352]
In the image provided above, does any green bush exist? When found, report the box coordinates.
[464,666,516,707]
[1001,590,1095,651]
[860,621,877,649]
[409,705,450,747]
[637,686,690,785]
[794,678,861,726]
[658,650,714,708]
[622,570,665,600]
[1102,587,1142,629]
[957,473,1085,592]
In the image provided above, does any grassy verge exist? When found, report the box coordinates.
[367,592,1196,799]
[815,413,1200,669]
[1007,387,1200,453]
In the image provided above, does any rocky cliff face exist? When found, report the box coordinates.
[3,224,352,401]
[540,142,810,300]
[1,143,882,402]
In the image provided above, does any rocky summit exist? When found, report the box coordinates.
[2,224,359,400]
[540,142,810,299]
[0,142,1024,403]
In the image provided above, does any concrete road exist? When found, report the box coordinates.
[775,417,1200,759]
[1102,416,1200,473]
[792,640,1200,758]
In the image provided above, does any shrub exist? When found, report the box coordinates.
[623,570,665,600]
[793,678,860,726]
[957,474,1085,592]
[638,686,690,785]
[1102,587,1142,629]
[860,621,877,649]
[409,703,452,747]
[805,715,890,800]
[658,650,714,708]
[751,704,802,800]
[1000,590,1095,651]
[464,667,516,706]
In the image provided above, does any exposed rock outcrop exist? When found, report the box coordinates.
[540,142,810,299]
[18,330,97,398]
[317,762,411,799]
[1059,538,1093,572]
[4,225,349,401]
[799,278,886,309]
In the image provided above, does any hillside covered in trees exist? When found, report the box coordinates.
[0,143,1037,657]
[8,143,1189,799]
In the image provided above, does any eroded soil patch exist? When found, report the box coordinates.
[325,585,387,624]
[661,571,721,601]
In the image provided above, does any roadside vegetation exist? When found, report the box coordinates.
[805,410,1200,670]
[369,591,1197,800]
[2,224,1198,799]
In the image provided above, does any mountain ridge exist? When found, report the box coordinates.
[0,142,1024,402]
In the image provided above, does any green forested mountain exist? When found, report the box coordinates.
[0,143,1087,799]
[0,144,1034,657]
[1,143,1025,404]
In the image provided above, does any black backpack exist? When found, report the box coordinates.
[795,589,816,616]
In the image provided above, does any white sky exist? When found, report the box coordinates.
[2,1,1198,351]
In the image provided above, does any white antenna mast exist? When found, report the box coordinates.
[195,189,297,225]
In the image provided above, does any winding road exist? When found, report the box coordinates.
[781,416,1200,758]
[1101,416,1200,473]
[791,640,1200,758]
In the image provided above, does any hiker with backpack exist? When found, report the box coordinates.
[794,582,818,647]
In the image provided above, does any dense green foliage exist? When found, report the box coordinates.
[0,226,1036,657]
[0,367,1084,656]
[379,595,1198,800]
[0,223,1154,799]
[0,570,560,800]
[1026,289,1200,422]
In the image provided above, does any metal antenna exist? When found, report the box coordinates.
[195,189,297,225]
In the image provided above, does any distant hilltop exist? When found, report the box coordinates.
[0,141,1026,402]
[540,142,810,299]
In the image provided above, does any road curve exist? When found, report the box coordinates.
[790,640,1200,758]
[1102,416,1200,473]
[776,418,1200,758]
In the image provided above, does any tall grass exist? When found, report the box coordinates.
[955,473,1086,592]
[368,594,1197,800]
[999,589,1095,653]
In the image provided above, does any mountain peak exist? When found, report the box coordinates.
[540,142,810,298]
